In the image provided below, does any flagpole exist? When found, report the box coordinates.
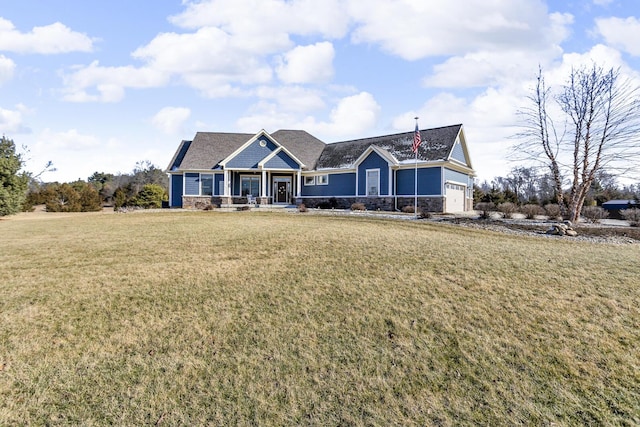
[414,117,419,219]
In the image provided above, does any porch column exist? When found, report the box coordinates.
[296,170,302,197]
[262,169,267,198]
[224,169,230,196]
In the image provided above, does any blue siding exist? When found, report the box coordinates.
[214,174,224,196]
[357,152,390,196]
[171,174,183,207]
[444,168,469,184]
[184,172,199,195]
[302,173,355,196]
[264,150,299,169]
[450,141,466,164]
[397,167,442,195]
[226,137,278,169]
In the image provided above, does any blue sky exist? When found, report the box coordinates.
[1,0,639,183]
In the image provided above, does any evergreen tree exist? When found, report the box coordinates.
[0,136,29,216]
[133,184,167,208]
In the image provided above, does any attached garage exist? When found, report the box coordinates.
[445,183,466,213]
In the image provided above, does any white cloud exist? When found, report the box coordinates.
[60,0,575,104]
[595,16,640,56]
[306,92,381,138]
[169,0,350,38]
[347,0,572,60]
[276,42,335,84]
[132,27,279,74]
[151,107,191,134]
[0,54,15,85]
[254,86,326,112]
[0,106,27,134]
[61,61,169,102]
[424,49,560,89]
[0,17,93,54]
[236,92,381,140]
[545,44,629,85]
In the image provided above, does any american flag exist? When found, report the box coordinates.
[412,123,422,154]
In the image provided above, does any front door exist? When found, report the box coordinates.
[275,180,290,204]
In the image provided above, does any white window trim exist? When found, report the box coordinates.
[316,174,328,185]
[304,176,315,186]
[366,168,380,196]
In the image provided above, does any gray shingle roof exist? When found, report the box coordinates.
[167,130,327,171]
[168,132,253,171]
[271,130,326,170]
[167,124,464,172]
[315,124,463,169]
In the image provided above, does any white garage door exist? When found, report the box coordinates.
[446,183,465,213]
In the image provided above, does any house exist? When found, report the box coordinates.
[602,199,638,219]
[166,124,475,213]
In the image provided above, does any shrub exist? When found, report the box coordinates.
[351,202,366,211]
[581,206,609,223]
[544,204,562,220]
[497,202,518,219]
[133,184,166,209]
[203,204,216,211]
[113,187,129,210]
[78,185,103,212]
[474,202,495,219]
[401,205,417,213]
[520,204,545,219]
[298,203,307,213]
[45,183,81,212]
[620,208,640,226]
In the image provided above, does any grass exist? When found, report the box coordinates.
[1,210,639,425]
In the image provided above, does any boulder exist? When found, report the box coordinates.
[546,222,578,237]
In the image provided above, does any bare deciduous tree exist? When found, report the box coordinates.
[513,64,640,222]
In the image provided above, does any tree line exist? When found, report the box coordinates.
[22,160,169,212]
[474,166,639,208]
[1,137,168,216]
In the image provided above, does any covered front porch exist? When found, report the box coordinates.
[218,169,302,207]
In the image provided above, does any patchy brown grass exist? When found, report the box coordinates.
[1,211,639,425]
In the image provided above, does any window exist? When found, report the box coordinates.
[366,169,379,196]
[185,173,199,195]
[241,176,260,197]
[201,174,213,196]
[316,174,328,185]
[304,176,315,186]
